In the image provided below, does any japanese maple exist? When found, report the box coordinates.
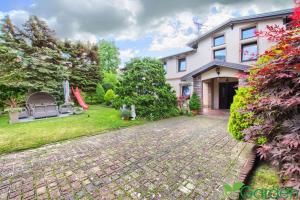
[242,2,300,191]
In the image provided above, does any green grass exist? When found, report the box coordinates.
[243,163,280,200]
[0,105,145,154]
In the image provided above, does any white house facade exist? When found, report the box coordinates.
[161,9,292,111]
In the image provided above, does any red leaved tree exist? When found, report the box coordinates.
[243,2,300,191]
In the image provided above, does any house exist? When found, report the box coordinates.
[161,9,292,112]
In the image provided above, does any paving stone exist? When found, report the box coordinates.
[0,116,249,199]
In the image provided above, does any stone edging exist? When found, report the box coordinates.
[229,145,258,200]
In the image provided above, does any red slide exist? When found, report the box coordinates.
[71,87,89,110]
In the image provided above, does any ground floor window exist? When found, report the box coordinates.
[182,85,191,97]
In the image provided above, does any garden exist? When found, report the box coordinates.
[0,16,179,154]
[0,2,299,198]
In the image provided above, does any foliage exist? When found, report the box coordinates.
[60,40,101,95]
[115,58,178,120]
[240,4,300,191]
[3,98,22,113]
[98,40,120,73]
[0,16,68,100]
[0,105,145,154]
[0,16,101,103]
[244,163,280,200]
[104,89,116,105]
[121,109,131,119]
[102,72,119,91]
[228,86,254,141]
[96,83,105,103]
[189,92,201,110]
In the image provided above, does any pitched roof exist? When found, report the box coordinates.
[181,61,250,81]
[160,49,196,60]
[187,9,292,48]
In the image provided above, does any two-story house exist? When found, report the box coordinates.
[161,9,292,112]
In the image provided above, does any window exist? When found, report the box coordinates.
[241,27,256,40]
[163,62,167,72]
[213,35,225,46]
[283,17,292,29]
[178,58,186,72]
[241,42,258,62]
[182,85,191,97]
[214,48,226,61]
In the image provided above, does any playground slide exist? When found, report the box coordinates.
[71,87,89,110]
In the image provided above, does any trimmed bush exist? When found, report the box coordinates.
[228,86,254,141]
[114,58,178,120]
[104,89,116,105]
[189,92,201,111]
[96,83,105,103]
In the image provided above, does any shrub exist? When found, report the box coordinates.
[114,57,178,120]
[104,89,116,105]
[189,92,200,111]
[102,82,114,92]
[240,5,300,191]
[228,86,254,141]
[121,109,131,120]
[102,72,119,91]
[96,83,105,103]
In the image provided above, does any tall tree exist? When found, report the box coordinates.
[0,16,69,101]
[0,16,26,105]
[98,40,120,73]
[60,40,101,96]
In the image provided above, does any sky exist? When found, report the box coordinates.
[0,0,294,66]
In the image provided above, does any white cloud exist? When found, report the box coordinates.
[0,10,29,27]
[120,49,139,61]
[148,12,197,51]
[1,0,294,49]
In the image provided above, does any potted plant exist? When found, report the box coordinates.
[189,92,201,116]
[121,109,131,121]
[4,98,22,124]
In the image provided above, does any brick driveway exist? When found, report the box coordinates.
[0,116,250,200]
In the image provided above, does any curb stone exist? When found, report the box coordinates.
[227,145,257,200]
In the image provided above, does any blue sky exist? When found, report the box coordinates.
[0,0,293,66]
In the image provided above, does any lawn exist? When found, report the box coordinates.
[0,105,145,154]
[243,163,280,200]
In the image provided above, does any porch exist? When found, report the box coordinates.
[180,61,249,114]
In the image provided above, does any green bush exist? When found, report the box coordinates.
[104,89,116,105]
[189,92,201,110]
[96,83,105,103]
[121,109,131,120]
[114,57,178,120]
[102,72,119,91]
[228,86,254,141]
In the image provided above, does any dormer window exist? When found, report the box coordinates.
[178,58,186,72]
[241,27,256,40]
[213,35,225,46]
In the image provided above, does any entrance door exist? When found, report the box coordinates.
[219,82,238,109]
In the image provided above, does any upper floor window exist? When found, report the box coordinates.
[213,35,225,46]
[241,42,258,62]
[178,58,186,72]
[163,62,167,72]
[214,48,226,61]
[241,27,256,40]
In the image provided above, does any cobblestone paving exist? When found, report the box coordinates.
[0,116,250,200]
